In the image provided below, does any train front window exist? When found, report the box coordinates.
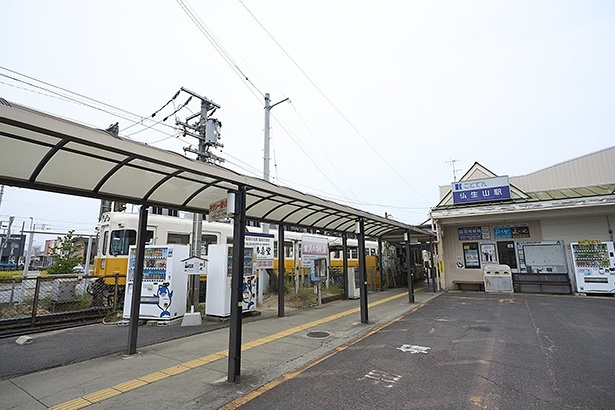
[109,230,154,255]
[110,230,136,256]
[102,231,109,256]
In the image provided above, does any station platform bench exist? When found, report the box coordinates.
[452,280,484,291]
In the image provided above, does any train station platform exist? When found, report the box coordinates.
[2,285,439,409]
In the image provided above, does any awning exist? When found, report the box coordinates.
[0,99,433,242]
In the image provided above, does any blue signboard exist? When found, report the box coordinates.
[494,226,512,239]
[452,176,511,205]
[458,226,484,240]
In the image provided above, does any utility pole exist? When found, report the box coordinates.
[179,87,223,164]
[177,87,222,308]
[262,93,289,233]
[0,215,14,266]
[261,93,288,303]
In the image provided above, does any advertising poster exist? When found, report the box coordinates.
[463,243,480,268]
[480,243,497,263]
[245,233,275,269]
[301,235,329,267]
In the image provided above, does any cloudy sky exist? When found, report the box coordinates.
[1,1,614,245]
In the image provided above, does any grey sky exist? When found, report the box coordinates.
[1,1,614,245]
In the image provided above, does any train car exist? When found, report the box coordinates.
[92,211,398,299]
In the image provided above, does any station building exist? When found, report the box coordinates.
[430,146,615,295]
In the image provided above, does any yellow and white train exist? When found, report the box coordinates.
[93,211,392,291]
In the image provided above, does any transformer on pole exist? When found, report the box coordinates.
[176,87,223,307]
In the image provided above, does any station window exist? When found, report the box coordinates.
[496,241,517,269]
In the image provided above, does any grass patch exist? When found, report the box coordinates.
[0,270,48,280]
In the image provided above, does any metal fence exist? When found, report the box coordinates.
[0,274,121,333]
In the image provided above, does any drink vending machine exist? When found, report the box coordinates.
[205,244,256,317]
[123,245,190,320]
[570,240,615,294]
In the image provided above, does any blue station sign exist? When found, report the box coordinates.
[452,176,511,204]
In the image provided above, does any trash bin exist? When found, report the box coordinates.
[483,264,513,293]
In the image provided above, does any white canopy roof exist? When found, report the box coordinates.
[0,99,433,242]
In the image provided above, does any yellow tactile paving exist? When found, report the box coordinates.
[49,397,92,410]
[138,371,171,383]
[159,364,191,376]
[182,358,211,368]
[82,387,121,403]
[112,378,148,392]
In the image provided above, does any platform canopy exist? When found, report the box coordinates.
[0,99,433,242]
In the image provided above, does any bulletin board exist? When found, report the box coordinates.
[516,241,567,274]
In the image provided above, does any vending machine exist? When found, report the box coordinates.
[123,245,190,320]
[205,244,256,317]
[570,240,615,294]
[346,267,361,299]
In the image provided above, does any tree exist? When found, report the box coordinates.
[47,230,84,275]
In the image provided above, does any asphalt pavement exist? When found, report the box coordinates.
[2,287,614,409]
[233,292,615,410]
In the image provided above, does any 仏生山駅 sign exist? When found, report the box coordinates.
[452,176,511,204]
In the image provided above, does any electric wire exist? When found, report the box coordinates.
[126,96,193,138]
[267,110,350,199]
[176,0,264,104]
[0,67,177,139]
[237,1,433,207]
[151,90,181,119]
[286,101,360,201]
[222,149,428,217]
[174,1,355,202]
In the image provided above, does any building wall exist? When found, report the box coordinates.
[440,219,543,289]
[511,146,615,192]
[438,211,615,290]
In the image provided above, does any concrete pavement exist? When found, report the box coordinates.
[3,285,438,409]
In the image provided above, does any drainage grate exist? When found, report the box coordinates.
[306,331,330,339]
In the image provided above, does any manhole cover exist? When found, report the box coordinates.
[306,331,330,338]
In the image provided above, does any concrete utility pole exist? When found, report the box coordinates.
[261,93,288,303]
[262,93,289,232]
[177,87,222,307]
